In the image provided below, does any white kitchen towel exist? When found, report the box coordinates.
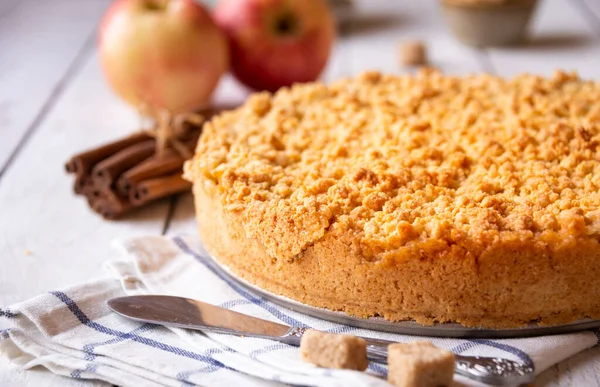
[1,235,599,387]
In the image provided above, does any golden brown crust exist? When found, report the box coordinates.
[186,70,600,328]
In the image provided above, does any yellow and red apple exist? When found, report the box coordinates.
[213,0,335,92]
[99,0,229,114]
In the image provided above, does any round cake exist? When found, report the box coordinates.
[184,70,600,328]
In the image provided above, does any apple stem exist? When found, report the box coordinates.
[146,0,169,12]
[273,13,299,35]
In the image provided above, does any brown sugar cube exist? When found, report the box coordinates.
[388,341,455,387]
[400,40,427,66]
[299,329,369,371]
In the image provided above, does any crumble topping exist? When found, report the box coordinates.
[185,70,600,261]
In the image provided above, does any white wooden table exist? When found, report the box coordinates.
[1,0,600,385]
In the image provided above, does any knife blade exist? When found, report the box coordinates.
[107,295,293,339]
[107,295,535,385]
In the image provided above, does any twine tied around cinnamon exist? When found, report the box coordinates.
[138,106,205,160]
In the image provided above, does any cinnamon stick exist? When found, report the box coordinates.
[80,177,98,197]
[65,110,211,219]
[90,191,132,220]
[115,133,200,196]
[65,132,151,177]
[129,173,191,206]
[116,151,185,197]
[91,139,156,188]
[74,175,88,195]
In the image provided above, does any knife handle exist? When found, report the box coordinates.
[282,328,534,385]
[361,338,534,385]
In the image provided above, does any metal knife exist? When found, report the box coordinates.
[107,295,535,385]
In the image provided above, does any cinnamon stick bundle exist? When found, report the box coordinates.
[92,139,156,187]
[65,126,202,219]
[116,151,184,196]
[115,133,200,197]
[65,132,151,175]
[89,190,132,220]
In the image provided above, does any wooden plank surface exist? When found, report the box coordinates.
[2,0,600,386]
[0,2,168,385]
[0,0,111,175]
[0,51,155,387]
[0,0,19,18]
[0,50,171,306]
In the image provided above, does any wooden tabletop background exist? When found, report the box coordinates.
[1,0,600,385]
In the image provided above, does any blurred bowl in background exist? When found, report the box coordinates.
[328,0,354,25]
[440,0,538,47]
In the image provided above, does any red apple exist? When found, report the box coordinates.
[213,0,335,92]
[99,0,229,114]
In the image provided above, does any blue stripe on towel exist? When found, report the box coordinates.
[176,365,222,378]
[83,323,156,361]
[248,343,292,359]
[173,237,309,329]
[0,308,15,318]
[218,299,252,309]
[367,361,387,376]
[50,291,226,369]
[71,362,98,379]
[176,348,235,385]
[451,341,477,354]
[324,325,357,334]
[177,366,220,386]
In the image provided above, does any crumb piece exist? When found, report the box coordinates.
[388,341,455,387]
[24,249,31,256]
[400,40,427,66]
[300,329,368,371]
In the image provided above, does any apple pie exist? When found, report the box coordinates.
[184,69,600,328]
